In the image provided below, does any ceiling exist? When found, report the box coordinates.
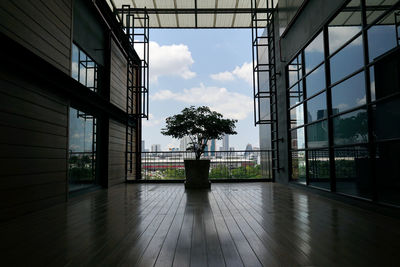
[107,0,277,28]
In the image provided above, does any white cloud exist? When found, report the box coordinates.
[210,71,235,81]
[142,113,163,127]
[337,103,349,110]
[136,41,196,83]
[328,27,362,52]
[356,96,366,106]
[210,62,253,84]
[152,83,253,120]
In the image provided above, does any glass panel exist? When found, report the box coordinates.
[330,36,364,84]
[328,0,362,54]
[306,92,327,123]
[370,66,376,101]
[373,46,400,100]
[72,44,98,92]
[305,64,326,97]
[308,149,330,190]
[307,120,329,148]
[288,55,302,87]
[368,11,398,62]
[373,97,400,141]
[290,104,304,128]
[291,151,306,184]
[72,44,79,80]
[332,71,366,113]
[335,146,372,199]
[304,31,324,73]
[333,109,368,145]
[376,141,400,206]
[289,82,304,107]
[260,98,271,121]
[291,127,305,149]
[366,0,398,24]
[68,107,96,193]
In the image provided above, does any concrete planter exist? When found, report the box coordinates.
[184,159,211,189]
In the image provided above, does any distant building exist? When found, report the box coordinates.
[151,144,161,152]
[222,134,229,151]
[179,136,191,151]
[141,140,145,151]
[244,144,253,157]
[204,139,216,156]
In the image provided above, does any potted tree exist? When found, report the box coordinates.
[161,106,237,189]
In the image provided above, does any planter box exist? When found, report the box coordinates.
[184,159,211,189]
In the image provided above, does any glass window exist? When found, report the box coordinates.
[372,44,400,100]
[335,146,372,199]
[333,109,368,145]
[305,64,326,97]
[306,92,327,123]
[366,0,397,24]
[368,11,398,62]
[308,149,330,190]
[332,71,366,113]
[291,151,306,184]
[307,120,329,148]
[369,66,376,101]
[328,0,362,54]
[68,107,97,193]
[291,127,305,150]
[290,104,304,128]
[288,55,302,87]
[373,97,400,141]
[304,31,324,73]
[330,35,364,83]
[72,43,98,92]
[260,98,271,121]
[289,81,304,107]
[376,141,400,206]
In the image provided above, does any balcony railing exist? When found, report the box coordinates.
[136,150,273,180]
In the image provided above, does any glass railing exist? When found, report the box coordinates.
[137,150,273,181]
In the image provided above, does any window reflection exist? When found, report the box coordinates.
[332,71,366,113]
[328,0,362,54]
[68,107,97,192]
[304,31,324,72]
[71,43,98,92]
[376,141,400,206]
[307,92,327,123]
[373,97,400,141]
[308,149,330,190]
[333,109,368,145]
[330,36,364,83]
[291,151,306,184]
[368,10,398,62]
[305,64,326,97]
[335,146,372,199]
[307,120,329,148]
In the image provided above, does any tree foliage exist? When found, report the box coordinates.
[161,106,237,159]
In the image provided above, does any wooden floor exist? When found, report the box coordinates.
[1,183,400,266]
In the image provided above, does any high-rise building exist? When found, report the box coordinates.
[151,144,161,152]
[179,136,191,151]
[222,134,229,151]
[204,139,216,156]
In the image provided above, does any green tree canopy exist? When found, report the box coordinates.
[161,106,237,159]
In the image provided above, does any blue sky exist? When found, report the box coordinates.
[142,29,259,151]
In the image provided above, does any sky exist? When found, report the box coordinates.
[141,29,259,151]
